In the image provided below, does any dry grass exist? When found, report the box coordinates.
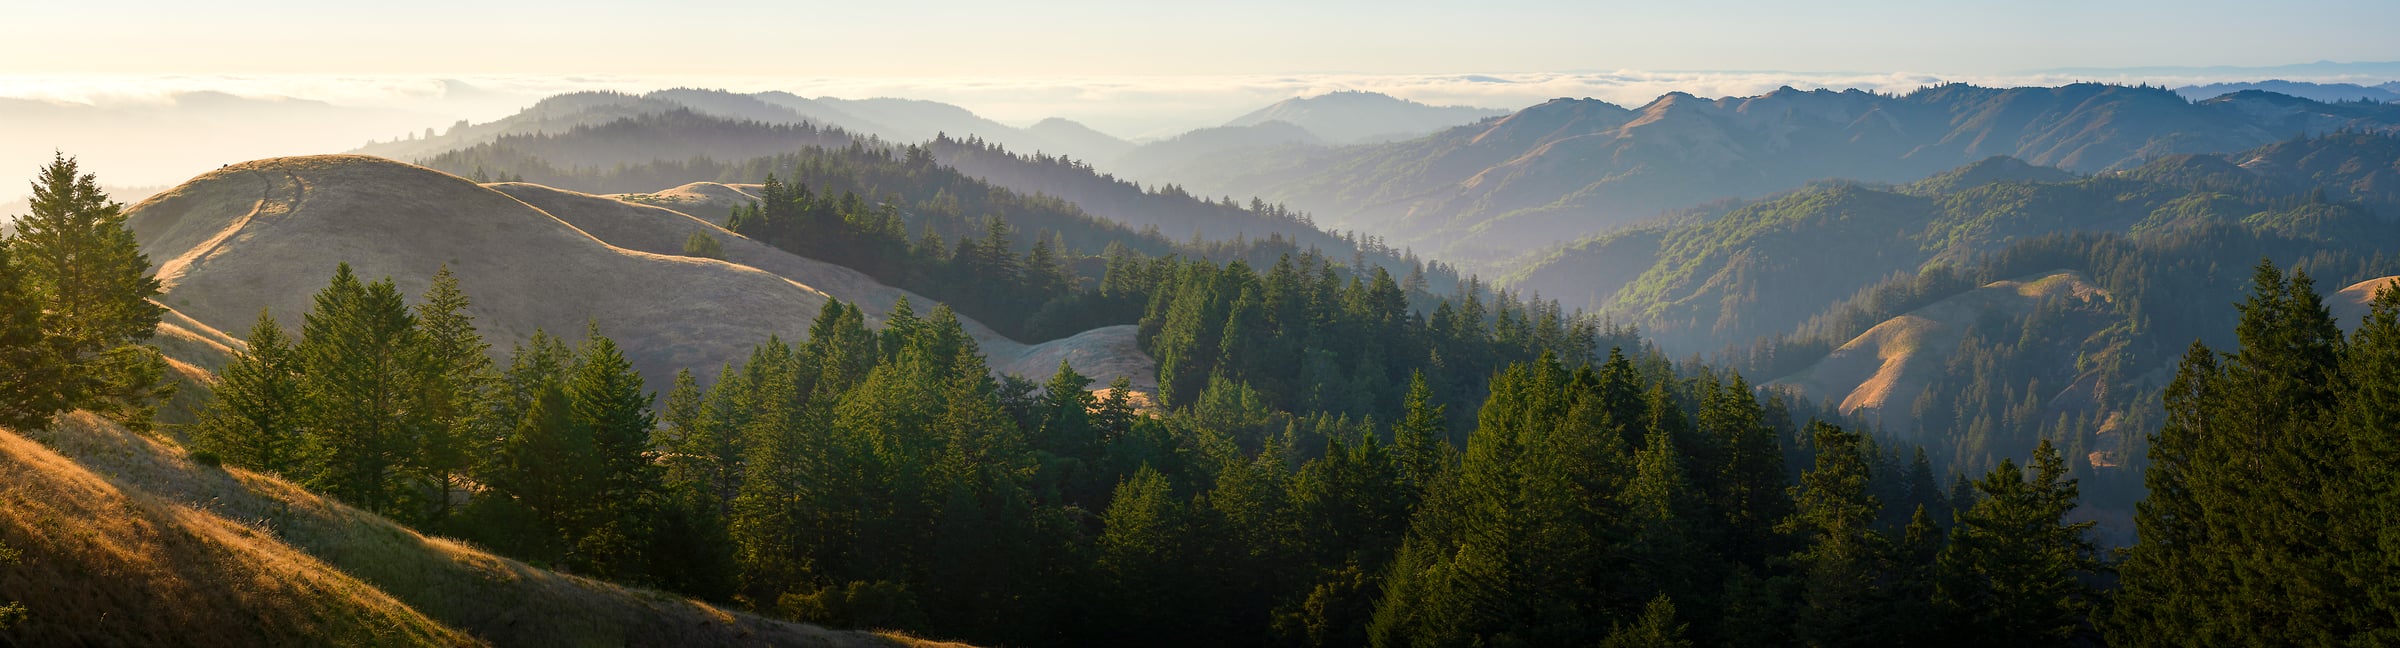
[0,418,473,646]
[1,413,938,647]
[121,155,1152,396]
[2332,276,2399,331]
[1769,270,2105,436]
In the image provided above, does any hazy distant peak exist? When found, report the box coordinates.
[2177,80,2400,104]
[1224,91,1510,144]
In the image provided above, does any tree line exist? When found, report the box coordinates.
[186,254,2127,647]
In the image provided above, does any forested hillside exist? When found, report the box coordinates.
[1183,83,2400,260]
[1514,133,2400,354]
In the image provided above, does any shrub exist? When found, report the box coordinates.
[682,232,726,260]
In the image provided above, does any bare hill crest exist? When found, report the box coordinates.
[122,155,1153,392]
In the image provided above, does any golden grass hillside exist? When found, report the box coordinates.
[610,181,765,226]
[0,413,944,647]
[2331,276,2399,330]
[1770,270,2108,436]
[121,155,1153,393]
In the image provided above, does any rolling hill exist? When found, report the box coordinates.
[1180,83,2400,261]
[122,155,1155,394]
[1770,270,2109,437]
[0,413,956,646]
[2332,275,2400,329]
[400,111,1370,266]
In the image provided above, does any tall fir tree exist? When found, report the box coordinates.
[1935,439,2098,647]
[2337,278,2400,641]
[410,266,491,523]
[565,324,661,579]
[1780,421,1891,648]
[5,153,168,428]
[295,264,428,518]
[192,309,303,473]
[0,242,65,430]
[2114,261,2363,645]
[1390,371,1451,501]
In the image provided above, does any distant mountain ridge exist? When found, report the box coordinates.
[1222,91,1511,144]
[2176,80,2400,103]
[1177,83,2400,262]
[355,88,1135,166]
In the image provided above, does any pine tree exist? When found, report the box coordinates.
[1391,371,1450,499]
[494,382,595,562]
[1935,439,2097,647]
[729,340,821,603]
[1780,421,1889,648]
[1369,356,1629,647]
[410,266,490,523]
[1097,466,1191,640]
[2339,278,2400,641]
[2114,261,2360,645]
[1034,360,1097,460]
[192,310,303,473]
[1599,595,1694,648]
[0,242,65,430]
[1094,375,1138,442]
[5,153,167,428]
[1623,426,1708,617]
[566,324,660,578]
[1700,373,1789,565]
[295,265,427,518]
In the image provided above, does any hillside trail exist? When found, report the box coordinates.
[154,169,303,292]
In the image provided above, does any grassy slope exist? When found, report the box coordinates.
[1769,270,2108,436]
[122,155,1154,394]
[2,413,937,647]
[2332,276,2400,330]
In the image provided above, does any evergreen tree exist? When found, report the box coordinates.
[295,265,427,518]
[0,242,65,430]
[1599,595,1693,648]
[1623,426,1709,620]
[5,153,167,427]
[565,325,661,578]
[1780,421,1890,648]
[2113,261,2361,645]
[2338,278,2400,641]
[411,266,490,523]
[1935,439,2097,647]
[1279,431,1410,648]
[494,382,596,561]
[1391,371,1450,499]
[1369,355,1631,647]
[192,310,303,473]
[1097,466,1193,640]
[1700,373,1789,565]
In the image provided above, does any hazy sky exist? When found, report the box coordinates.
[11,0,2399,77]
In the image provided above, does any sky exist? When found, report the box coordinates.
[2,0,2398,186]
[12,0,2400,76]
